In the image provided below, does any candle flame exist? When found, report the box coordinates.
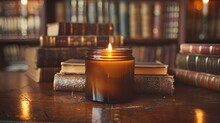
[107,43,112,50]
[21,0,28,5]
[203,0,209,4]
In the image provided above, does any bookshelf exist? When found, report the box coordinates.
[0,0,44,70]
[0,0,45,38]
[0,0,220,70]
[42,0,180,67]
[183,0,220,43]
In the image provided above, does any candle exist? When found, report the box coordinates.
[85,43,134,103]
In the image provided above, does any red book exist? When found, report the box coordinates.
[47,22,113,36]
[170,68,220,92]
[176,53,220,75]
[180,43,220,55]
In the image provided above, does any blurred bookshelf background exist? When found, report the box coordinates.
[0,0,220,71]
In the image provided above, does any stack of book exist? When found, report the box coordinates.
[54,59,174,95]
[134,61,174,94]
[25,22,123,82]
[170,43,220,92]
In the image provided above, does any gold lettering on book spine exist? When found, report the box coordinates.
[68,36,71,46]
[39,36,43,46]
[209,46,213,54]
[94,36,97,46]
[186,55,189,69]
[50,37,56,47]
[80,36,84,46]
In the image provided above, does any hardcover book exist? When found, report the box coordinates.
[119,1,129,37]
[109,1,119,35]
[153,1,163,39]
[53,73,174,94]
[59,60,168,75]
[163,1,179,39]
[87,0,96,23]
[25,47,88,68]
[176,53,220,75]
[180,43,220,55]
[26,66,60,83]
[134,74,174,94]
[54,73,85,91]
[47,22,113,36]
[141,1,153,38]
[60,59,85,74]
[54,60,173,94]
[40,35,124,48]
[129,1,142,39]
[169,68,220,92]
[135,61,168,75]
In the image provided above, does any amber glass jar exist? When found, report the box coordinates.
[85,48,134,103]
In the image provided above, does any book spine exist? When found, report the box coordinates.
[163,1,179,39]
[36,47,87,67]
[103,0,109,23]
[141,1,153,38]
[0,1,4,34]
[47,23,113,36]
[77,0,86,23]
[98,23,113,35]
[40,35,123,48]
[87,0,96,23]
[26,67,60,83]
[129,1,142,39]
[85,23,98,35]
[40,68,60,82]
[65,0,71,22]
[53,73,174,94]
[109,1,119,35]
[180,43,220,55]
[72,23,86,35]
[176,53,220,75]
[207,1,217,38]
[170,68,220,92]
[119,1,129,37]
[54,73,85,91]
[134,75,174,94]
[153,1,163,39]
[55,1,65,22]
[97,0,104,23]
[70,0,77,22]
[217,4,220,38]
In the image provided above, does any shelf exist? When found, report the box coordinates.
[124,38,178,46]
[0,35,40,45]
[186,38,220,44]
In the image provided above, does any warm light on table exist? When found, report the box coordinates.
[85,43,134,103]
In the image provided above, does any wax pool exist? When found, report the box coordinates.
[85,48,134,103]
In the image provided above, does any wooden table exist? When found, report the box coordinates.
[0,71,220,122]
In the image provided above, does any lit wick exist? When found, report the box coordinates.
[107,43,112,58]
[107,43,112,50]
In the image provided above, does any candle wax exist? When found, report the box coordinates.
[85,59,134,103]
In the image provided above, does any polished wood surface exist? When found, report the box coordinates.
[0,72,220,122]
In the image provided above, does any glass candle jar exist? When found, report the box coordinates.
[85,47,134,103]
